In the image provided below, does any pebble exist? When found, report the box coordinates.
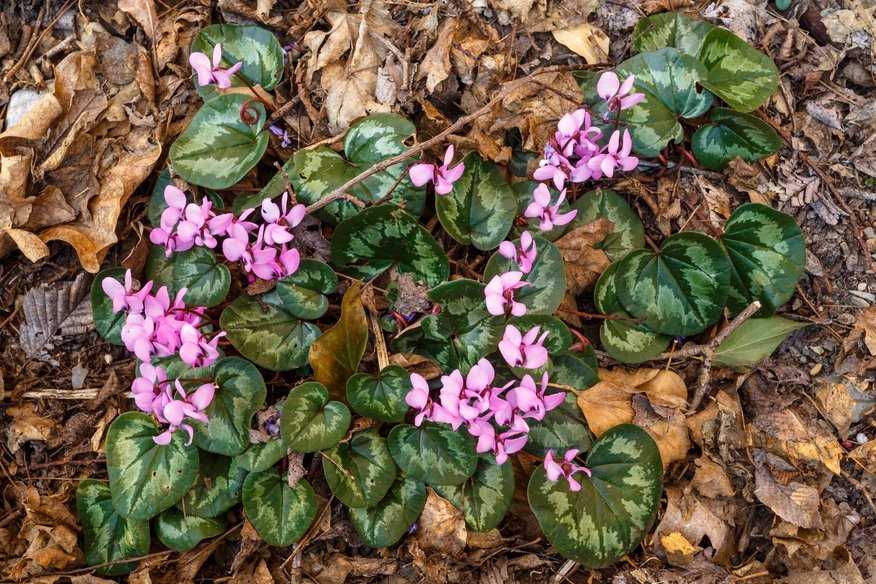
[857,433,868,444]
[5,88,46,130]
[850,290,875,307]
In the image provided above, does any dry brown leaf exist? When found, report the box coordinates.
[753,451,822,529]
[6,404,59,453]
[555,218,612,294]
[654,487,735,566]
[417,489,467,557]
[659,531,699,566]
[118,0,158,40]
[750,410,844,475]
[466,529,505,549]
[691,456,735,499]
[552,22,609,64]
[815,376,876,436]
[639,369,688,409]
[853,307,876,354]
[848,440,876,473]
[419,18,459,93]
[646,416,691,468]
[19,273,92,364]
[576,381,635,437]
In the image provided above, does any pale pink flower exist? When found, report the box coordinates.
[154,380,216,446]
[261,192,306,246]
[498,325,549,370]
[149,186,187,254]
[508,372,565,421]
[484,271,528,317]
[587,129,639,179]
[121,314,157,362]
[524,184,577,232]
[493,416,530,464]
[407,373,458,427]
[131,362,168,416]
[597,72,645,119]
[101,269,152,314]
[544,449,592,492]
[498,231,537,274]
[179,323,224,368]
[189,43,242,89]
[408,145,465,195]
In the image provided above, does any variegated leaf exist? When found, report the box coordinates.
[391,315,457,372]
[526,393,593,456]
[714,316,807,367]
[632,12,716,55]
[569,190,645,261]
[179,452,248,518]
[615,232,731,336]
[276,259,338,320]
[156,508,225,552]
[721,203,805,314]
[331,205,450,288]
[618,48,714,119]
[280,382,351,453]
[484,235,565,315]
[436,152,516,250]
[428,279,504,372]
[434,454,514,532]
[698,27,779,113]
[387,422,478,486]
[170,94,268,190]
[146,245,230,308]
[692,108,782,170]
[106,412,199,520]
[528,424,663,568]
[92,268,127,345]
[233,438,286,473]
[323,429,397,508]
[346,365,412,423]
[76,480,150,576]
[220,291,321,371]
[350,475,426,548]
[242,469,317,547]
[190,24,285,93]
[595,263,671,363]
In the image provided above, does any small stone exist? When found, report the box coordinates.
[850,290,875,307]
[810,345,825,355]
[810,363,823,376]
[858,282,868,291]
[856,433,868,444]
[5,88,46,130]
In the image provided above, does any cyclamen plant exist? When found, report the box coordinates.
[82,14,806,577]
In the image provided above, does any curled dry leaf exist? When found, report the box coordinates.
[653,487,735,566]
[749,410,843,475]
[552,22,610,64]
[417,489,467,557]
[555,218,613,295]
[5,404,59,454]
[753,451,822,529]
[814,376,876,437]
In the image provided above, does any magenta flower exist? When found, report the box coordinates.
[406,373,457,427]
[544,449,592,492]
[101,269,152,314]
[408,145,465,195]
[498,231,537,274]
[154,380,216,446]
[484,271,528,317]
[149,186,188,255]
[597,72,645,119]
[485,416,530,465]
[508,372,565,421]
[189,44,242,89]
[524,184,577,232]
[179,323,224,368]
[131,362,168,416]
[261,192,306,246]
[587,129,639,179]
[121,314,157,362]
[498,324,549,370]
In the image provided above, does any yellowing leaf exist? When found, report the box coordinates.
[552,22,609,64]
[576,381,635,437]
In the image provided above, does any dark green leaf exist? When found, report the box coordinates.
[525,393,593,456]
[233,439,287,473]
[277,259,338,320]
[484,235,565,315]
[91,268,127,345]
[280,382,351,452]
[569,190,645,261]
[156,508,225,552]
[309,281,368,400]
[190,24,285,92]
[147,168,174,226]
[632,12,716,55]
[434,455,514,532]
[242,470,317,547]
[146,246,230,308]
[179,452,248,518]
[350,476,426,548]
[698,27,779,112]
[550,351,599,390]
[714,316,806,367]
[346,365,411,423]
[619,48,713,118]
[387,423,477,486]
[692,108,782,170]
[323,429,397,508]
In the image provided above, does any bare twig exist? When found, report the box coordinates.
[368,310,390,371]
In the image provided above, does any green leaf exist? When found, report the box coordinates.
[346,365,412,423]
[220,291,321,371]
[632,12,716,55]
[188,357,267,456]
[76,480,150,576]
[619,48,714,118]
[169,94,268,190]
[550,350,599,391]
[280,382,351,452]
[106,412,199,520]
[391,317,457,372]
[434,455,514,532]
[147,168,174,226]
[178,452,248,518]
[692,108,782,170]
[242,470,317,547]
[615,232,731,336]
[233,438,287,473]
[331,205,450,288]
[146,246,230,308]
[350,475,426,548]
[156,508,225,552]
[309,281,368,400]
[484,235,565,315]
[698,27,779,112]
[528,424,663,568]
[277,259,338,320]
[387,423,478,486]
[190,24,285,92]
[714,316,806,367]
[509,315,572,354]
[525,393,593,457]
[91,268,127,345]
[569,190,645,262]
[594,263,671,364]
[436,152,516,250]
[721,203,805,315]
[323,428,397,508]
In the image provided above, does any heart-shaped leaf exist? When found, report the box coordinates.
[280,382,351,452]
[309,281,368,400]
[331,205,450,288]
[698,27,779,112]
[484,235,566,315]
[632,12,716,55]
[615,232,731,336]
[277,259,338,320]
[323,428,397,508]
[525,393,593,456]
[721,203,805,315]
[92,268,127,345]
[242,470,317,547]
[391,317,457,372]
[169,94,268,190]
[714,316,806,367]
[178,452,248,518]
[387,422,478,486]
[188,357,267,456]
[156,508,225,552]
[436,152,516,250]
[76,480,150,576]
[434,455,514,532]
[146,245,231,308]
[350,475,426,548]
[107,412,199,520]
[220,291,321,371]
[619,48,714,119]
[692,108,782,170]
[569,190,645,262]
[549,351,599,391]
[190,24,285,93]
[233,439,287,473]
[528,424,663,568]
[346,365,412,423]
[595,263,671,363]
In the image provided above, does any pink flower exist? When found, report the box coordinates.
[261,192,306,246]
[435,370,467,429]
[278,245,300,277]
[189,43,242,89]
[587,129,639,179]
[508,372,565,421]
[597,72,645,119]
[498,325,549,369]
[101,269,152,314]
[121,314,157,362]
[544,449,592,492]
[131,362,168,416]
[498,231,537,274]
[149,186,188,254]
[484,271,528,317]
[154,380,216,446]
[524,184,577,232]
[406,373,457,427]
[408,145,465,195]
[493,416,530,465]
[179,323,224,368]
[221,221,253,263]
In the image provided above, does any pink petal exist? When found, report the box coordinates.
[523,345,548,369]
[597,71,620,100]
[408,164,435,187]
[510,301,527,317]
[287,204,307,227]
[189,52,213,86]
[189,383,215,411]
[532,183,551,207]
[164,185,187,209]
[443,162,465,183]
[557,112,579,136]
[212,70,234,89]
[552,209,578,227]
[620,93,645,110]
[153,430,173,445]
[164,401,186,426]
[443,145,455,167]
[261,199,280,223]
[498,241,516,261]
[499,340,521,368]
[618,74,636,97]
[434,177,453,195]
[212,43,223,68]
